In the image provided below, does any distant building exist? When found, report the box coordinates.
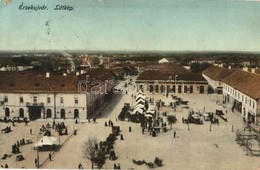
[189,57,215,65]
[136,64,208,95]
[158,58,169,64]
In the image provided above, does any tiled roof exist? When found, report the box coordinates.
[78,67,115,82]
[137,70,206,81]
[0,73,79,93]
[202,65,238,81]
[223,70,260,100]
[0,68,115,93]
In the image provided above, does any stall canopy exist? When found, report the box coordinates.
[135,104,145,109]
[137,91,145,96]
[135,100,145,107]
[136,97,146,103]
[33,136,59,149]
[132,107,144,115]
[136,94,145,101]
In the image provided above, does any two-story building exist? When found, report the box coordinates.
[0,67,116,120]
[222,70,260,125]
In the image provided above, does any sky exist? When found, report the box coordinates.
[0,0,260,52]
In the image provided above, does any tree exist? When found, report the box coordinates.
[82,137,106,169]
[82,137,98,169]
[167,115,177,130]
[93,149,106,169]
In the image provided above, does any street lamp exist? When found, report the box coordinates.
[175,75,178,94]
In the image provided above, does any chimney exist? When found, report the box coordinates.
[228,66,231,69]
[46,72,50,78]
[76,71,79,76]
[243,67,248,72]
[251,68,255,73]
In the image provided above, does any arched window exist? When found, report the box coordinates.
[74,109,79,119]
[47,109,52,118]
[61,109,65,119]
[19,108,24,118]
[5,108,10,117]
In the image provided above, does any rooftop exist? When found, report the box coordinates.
[202,65,239,81]
[223,70,260,100]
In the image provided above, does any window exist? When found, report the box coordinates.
[4,96,8,103]
[253,102,255,109]
[75,97,78,104]
[19,96,24,103]
[47,97,51,104]
[33,96,37,103]
[60,97,64,104]
[242,95,244,102]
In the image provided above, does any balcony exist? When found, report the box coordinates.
[26,102,44,107]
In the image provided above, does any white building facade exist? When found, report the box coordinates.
[0,92,87,120]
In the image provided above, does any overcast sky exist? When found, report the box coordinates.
[0,0,260,52]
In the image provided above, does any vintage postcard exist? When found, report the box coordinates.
[0,0,259,169]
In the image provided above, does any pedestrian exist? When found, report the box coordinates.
[30,129,32,135]
[118,163,121,169]
[35,158,38,167]
[4,164,8,168]
[142,128,144,134]
[49,152,52,161]
[129,126,132,132]
[114,163,117,169]
[25,120,28,126]
[174,131,176,138]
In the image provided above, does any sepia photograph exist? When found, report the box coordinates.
[0,0,259,169]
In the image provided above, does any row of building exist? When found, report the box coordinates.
[203,65,260,125]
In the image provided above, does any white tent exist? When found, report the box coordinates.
[135,98,145,102]
[135,104,145,109]
[147,107,155,115]
[158,58,169,64]
[135,100,145,106]
[145,113,153,118]
[132,107,144,115]
[33,136,59,149]
[135,95,145,101]
[137,91,145,96]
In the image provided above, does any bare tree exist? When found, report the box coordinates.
[82,137,106,169]
[82,137,98,169]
